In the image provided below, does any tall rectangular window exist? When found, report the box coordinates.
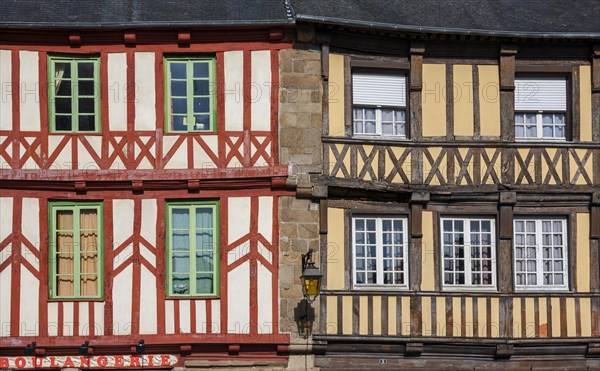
[352,216,408,288]
[48,55,100,132]
[49,202,103,299]
[352,71,407,138]
[166,201,219,296]
[164,57,216,132]
[514,218,568,290]
[441,218,496,289]
[514,76,567,140]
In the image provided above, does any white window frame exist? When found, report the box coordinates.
[441,217,497,291]
[352,71,408,139]
[352,215,409,290]
[514,76,567,141]
[513,217,569,291]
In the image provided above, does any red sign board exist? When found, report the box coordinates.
[0,354,178,369]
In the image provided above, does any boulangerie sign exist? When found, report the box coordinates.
[0,354,178,369]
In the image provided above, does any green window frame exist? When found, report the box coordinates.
[166,200,220,297]
[49,201,104,299]
[164,56,216,132]
[48,55,101,133]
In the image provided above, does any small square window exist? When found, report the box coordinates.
[352,71,407,138]
[165,57,216,133]
[48,56,101,133]
[514,76,567,140]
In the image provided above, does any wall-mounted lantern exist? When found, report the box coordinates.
[300,249,322,302]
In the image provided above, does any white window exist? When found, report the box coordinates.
[353,216,408,288]
[441,218,496,289]
[514,76,567,140]
[352,72,407,138]
[514,218,568,291]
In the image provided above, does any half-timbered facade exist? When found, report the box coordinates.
[0,2,296,369]
[288,1,600,369]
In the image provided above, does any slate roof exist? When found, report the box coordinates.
[292,0,600,39]
[0,0,293,28]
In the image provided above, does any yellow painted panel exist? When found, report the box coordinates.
[569,149,593,185]
[464,297,473,337]
[490,297,499,337]
[512,298,522,338]
[525,297,535,338]
[386,147,411,184]
[538,297,548,337]
[576,213,591,292]
[478,65,501,137]
[359,296,368,335]
[388,296,397,335]
[580,298,591,337]
[372,296,382,335]
[478,297,487,338]
[542,148,561,185]
[422,64,447,137]
[401,296,411,335]
[482,148,501,185]
[328,53,345,136]
[436,296,446,337]
[326,296,338,334]
[424,147,446,186]
[515,148,534,184]
[456,147,474,185]
[342,296,353,334]
[357,145,377,181]
[327,208,345,290]
[551,297,561,337]
[452,297,461,337]
[421,211,435,291]
[453,65,474,136]
[566,298,576,337]
[580,65,592,142]
[421,296,432,336]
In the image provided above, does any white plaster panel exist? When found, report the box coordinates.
[140,245,156,268]
[21,245,38,271]
[0,197,13,242]
[163,135,187,169]
[227,244,250,265]
[227,260,249,333]
[19,267,39,336]
[134,140,154,169]
[112,264,132,335]
[195,300,206,333]
[251,50,271,131]
[79,302,89,336]
[211,299,221,333]
[19,51,40,131]
[113,244,133,270]
[165,300,175,334]
[224,51,244,131]
[141,199,157,246]
[134,52,156,131]
[179,300,191,333]
[0,50,13,131]
[0,267,10,336]
[139,265,158,334]
[62,302,73,336]
[107,53,128,131]
[258,196,273,242]
[257,262,272,334]
[112,199,134,249]
[0,137,11,169]
[193,137,217,170]
[78,136,102,170]
[21,198,39,250]
[257,241,272,265]
[228,197,250,244]
[48,135,72,170]
[47,302,58,336]
[94,302,104,336]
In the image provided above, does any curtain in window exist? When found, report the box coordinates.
[172,209,190,294]
[56,210,74,296]
[54,64,66,94]
[79,209,98,296]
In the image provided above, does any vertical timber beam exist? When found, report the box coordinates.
[499,191,516,337]
[591,45,600,142]
[500,45,516,187]
[590,192,600,293]
[410,42,425,141]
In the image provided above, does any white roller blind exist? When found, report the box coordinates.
[353,72,406,107]
[514,77,567,111]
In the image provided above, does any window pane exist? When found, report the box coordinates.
[382,122,393,135]
[365,121,376,133]
[56,98,72,113]
[196,207,214,228]
[193,80,210,96]
[172,275,190,294]
[78,63,95,78]
[193,97,210,113]
[172,98,187,114]
[55,63,71,78]
[172,253,190,273]
[56,81,71,96]
[193,62,209,78]
[171,80,187,97]
[172,116,186,131]
[78,115,95,131]
[79,80,95,96]
[196,274,213,294]
[170,63,187,79]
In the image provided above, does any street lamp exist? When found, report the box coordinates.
[300,249,322,302]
